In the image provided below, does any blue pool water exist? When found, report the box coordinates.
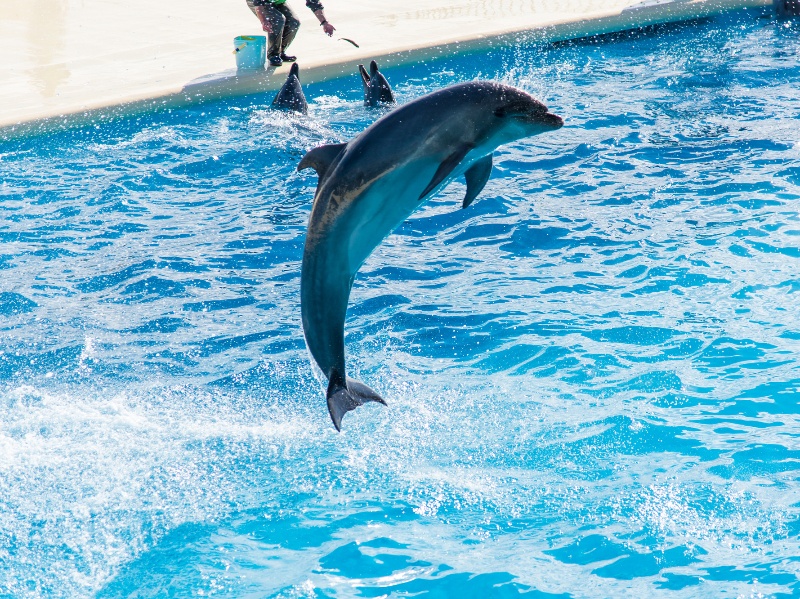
[2,8,800,598]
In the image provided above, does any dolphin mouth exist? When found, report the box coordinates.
[513,111,564,129]
[543,112,564,129]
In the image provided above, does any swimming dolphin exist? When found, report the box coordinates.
[272,63,308,114]
[775,0,800,15]
[358,60,395,107]
[298,82,563,430]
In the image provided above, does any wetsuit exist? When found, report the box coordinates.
[246,0,325,59]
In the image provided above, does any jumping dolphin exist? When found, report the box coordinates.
[358,60,395,107]
[298,82,563,430]
[272,63,308,114]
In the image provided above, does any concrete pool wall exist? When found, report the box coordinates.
[0,0,771,140]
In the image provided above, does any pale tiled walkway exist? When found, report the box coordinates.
[0,0,768,137]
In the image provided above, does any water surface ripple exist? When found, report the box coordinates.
[1,9,800,598]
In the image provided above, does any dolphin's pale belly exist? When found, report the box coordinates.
[341,149,489,274]
[341,161,439,274]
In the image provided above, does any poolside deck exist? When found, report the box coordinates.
[0,0,770,138]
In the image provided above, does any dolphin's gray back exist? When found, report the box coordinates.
[310,84,493,220]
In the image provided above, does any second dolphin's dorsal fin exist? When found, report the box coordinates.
[358,64,370,88]
[418,144,473,201]
[462,154,493,209]
[298,142,348,181]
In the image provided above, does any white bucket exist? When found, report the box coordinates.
[233,35,266,70]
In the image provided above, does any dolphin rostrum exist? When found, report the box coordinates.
[272,63,308,114]
[298,82,563,430]
[358,60,395,107]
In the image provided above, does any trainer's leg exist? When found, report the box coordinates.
[277,3,300,55]
[262,5,287,59]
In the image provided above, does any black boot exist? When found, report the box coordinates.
[268,55,283,67]
[280,53,297,62]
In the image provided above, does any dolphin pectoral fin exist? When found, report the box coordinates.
[418,144,473,201]
[326,375,386,431]
[462,154,493,209]
[298,143,348,180]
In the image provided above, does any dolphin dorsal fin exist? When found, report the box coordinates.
[289,62,300,79]
[298,142,348,181]
[462,154,493,209]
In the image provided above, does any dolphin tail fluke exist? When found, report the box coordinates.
[327,374,386,431]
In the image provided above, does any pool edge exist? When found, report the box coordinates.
[0,0,772,142]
